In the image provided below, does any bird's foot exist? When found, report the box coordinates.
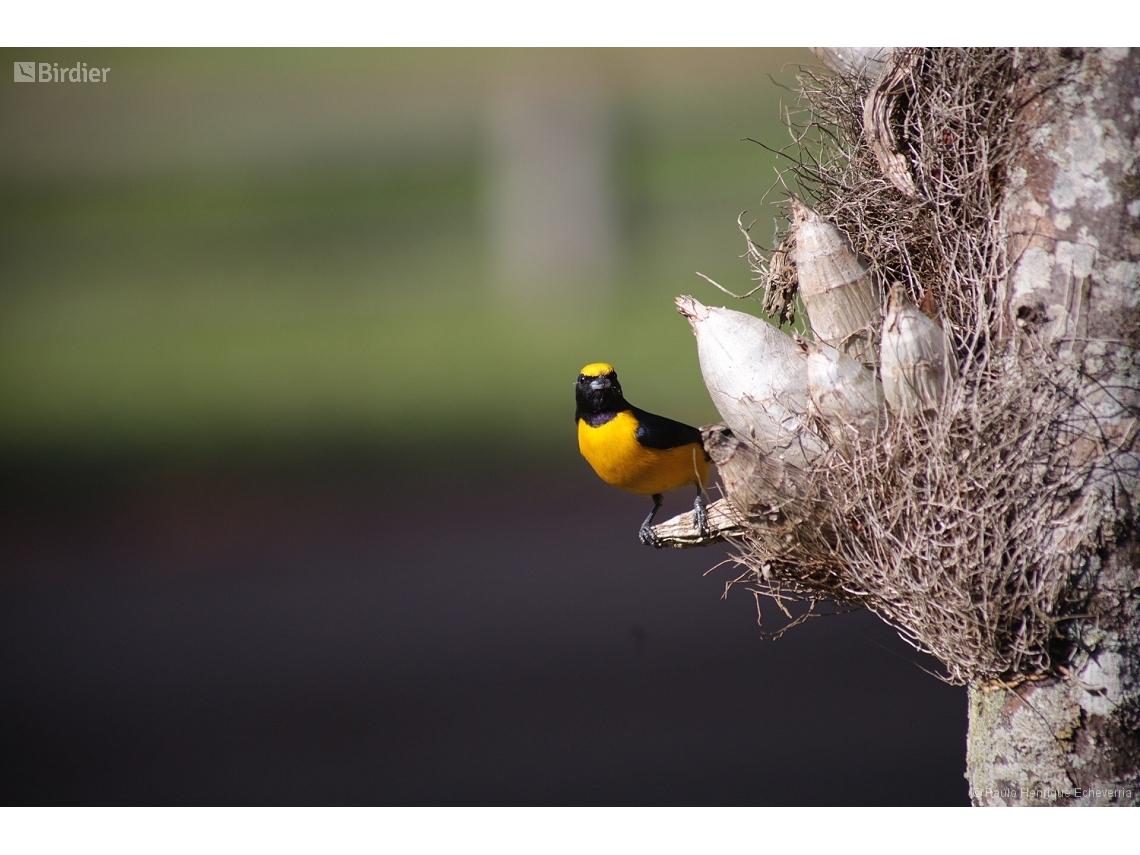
[639,522,663,548]
[639,493,664,548]
[694,494,709,538]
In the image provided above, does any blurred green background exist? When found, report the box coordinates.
[0,50,973,808]
[0,48,813,467]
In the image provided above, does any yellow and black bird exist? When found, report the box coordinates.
[575,363,710,547]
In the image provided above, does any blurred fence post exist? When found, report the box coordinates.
[483,74,616,309]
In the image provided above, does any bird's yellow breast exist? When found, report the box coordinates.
[577,411,709,496]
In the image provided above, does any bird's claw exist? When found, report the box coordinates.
[639,523,663,549]
[694,495,709,538]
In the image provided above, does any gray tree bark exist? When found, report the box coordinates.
[658,47,1140,806]
[965,47,1140,806]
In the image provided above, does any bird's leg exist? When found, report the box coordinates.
[694,488,708,538]
[639,493,664,548]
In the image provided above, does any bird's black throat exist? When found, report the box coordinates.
[575,375,630,426]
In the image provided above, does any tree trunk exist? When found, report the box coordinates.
[656,48,1140,804]
[965,47,1140,806]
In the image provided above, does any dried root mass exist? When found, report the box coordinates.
[691,48,1131,684]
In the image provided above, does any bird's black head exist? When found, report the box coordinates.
[575,362,628,421]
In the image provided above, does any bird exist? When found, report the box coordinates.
[575,362,710,547]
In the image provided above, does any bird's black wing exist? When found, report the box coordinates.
[631,406,704,450]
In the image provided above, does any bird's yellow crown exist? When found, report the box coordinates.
[579,362,615,378]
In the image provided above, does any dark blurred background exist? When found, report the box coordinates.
[0,48,967,805]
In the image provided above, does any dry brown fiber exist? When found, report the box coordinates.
[711,48,1124,684]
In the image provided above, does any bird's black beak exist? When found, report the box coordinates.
[589,377,608,391]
